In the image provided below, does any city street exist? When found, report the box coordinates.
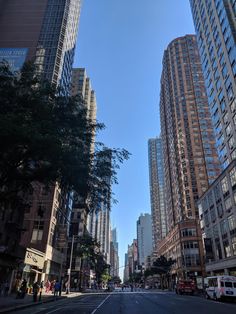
[13,291,236,314]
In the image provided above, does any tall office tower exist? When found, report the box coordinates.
[148,137,167,254]
[71,68,97,121]
[190,1,236,276]
[110,228,119,277]
[0,0,81,90]
[123,253,129,282]
[137,214,152,267]
[190,0,236,168]
[159,35,221,280]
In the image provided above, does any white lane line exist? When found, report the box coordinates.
[91,294,111,314]
[45,306,67,314]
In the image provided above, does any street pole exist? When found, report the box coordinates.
[67,235,75,294]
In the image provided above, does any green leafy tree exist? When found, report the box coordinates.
[151,255,176,289]
[0,62,130,212]
[75,234,100,290]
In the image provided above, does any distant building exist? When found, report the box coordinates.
[148,137,167,253]
[110,228,119,277]
[137,214,152,267]
[123,253,129,283]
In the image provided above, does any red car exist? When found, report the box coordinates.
[175,280,196,295]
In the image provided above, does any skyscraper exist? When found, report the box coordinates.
[0,0,81,90]
[0,0,81,286]
[148,137,167,254]
[190,0,236,276]
[137,213,152,267]
[110,228,119,277]
[190,0,236,168]
[159,35,221,280]
[71,68,97,121]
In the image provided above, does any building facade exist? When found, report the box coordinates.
[159,35,221,280]
[0,0,81,90]
[137,214,152,267]
[148,137,167,254]
[190,0,236,168]
[110,228,119,277]
[198,159,236,276]
[0,0,81,287]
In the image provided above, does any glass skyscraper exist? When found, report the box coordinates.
[190,0,236,168]
[0,0,81,92]
[148,137,167,254]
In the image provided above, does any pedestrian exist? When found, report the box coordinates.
[20,279,27,298]
[54,280,60,300]
[3,281,9,296]
[45,279,51,293]
[38,281,44,301]
[32,282,39,302]
[51,279,55,294]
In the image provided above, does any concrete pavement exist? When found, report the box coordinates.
[0,291,81,313]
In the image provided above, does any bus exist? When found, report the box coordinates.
[205,276,236,301]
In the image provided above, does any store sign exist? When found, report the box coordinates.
[24,248,44,269]
[57,226,68,248]
[0,48,28,72]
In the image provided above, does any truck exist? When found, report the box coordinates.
[175,279,196,295]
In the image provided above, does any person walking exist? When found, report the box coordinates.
[38,281,44,301]
[45,280,51,293]
[54,280,61,300]
[32,282,39,302]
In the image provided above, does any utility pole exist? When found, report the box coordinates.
[67,235,75,294]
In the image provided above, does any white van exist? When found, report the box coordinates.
[205,276,236,301]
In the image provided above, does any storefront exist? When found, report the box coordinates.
[23,248,45,285]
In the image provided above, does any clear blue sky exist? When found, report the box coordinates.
[73,0,195,278]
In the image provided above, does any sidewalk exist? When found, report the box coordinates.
[0,291,81,313]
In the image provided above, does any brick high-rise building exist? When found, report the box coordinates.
[159,35,221,281]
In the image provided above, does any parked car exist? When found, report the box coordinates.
[205,276,236,301]
[175,280,196,295]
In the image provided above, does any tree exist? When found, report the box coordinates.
[75,234,100,290]
[0,62,130,212]
[151,255,176,289]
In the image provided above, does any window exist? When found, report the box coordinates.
[221,176,229,194]
[230,167,236,187]
[225,197,232,211]
[31,221,44,243]
[225,282,233,288]
[181,228,197,237]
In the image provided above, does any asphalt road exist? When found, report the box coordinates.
[13,291,236,314]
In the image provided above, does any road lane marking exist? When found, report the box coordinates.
[45,306,67,314]
[91,294,111,314]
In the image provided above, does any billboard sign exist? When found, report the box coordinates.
[0,48,28,72]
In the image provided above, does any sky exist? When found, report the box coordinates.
[73,0,195,278]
